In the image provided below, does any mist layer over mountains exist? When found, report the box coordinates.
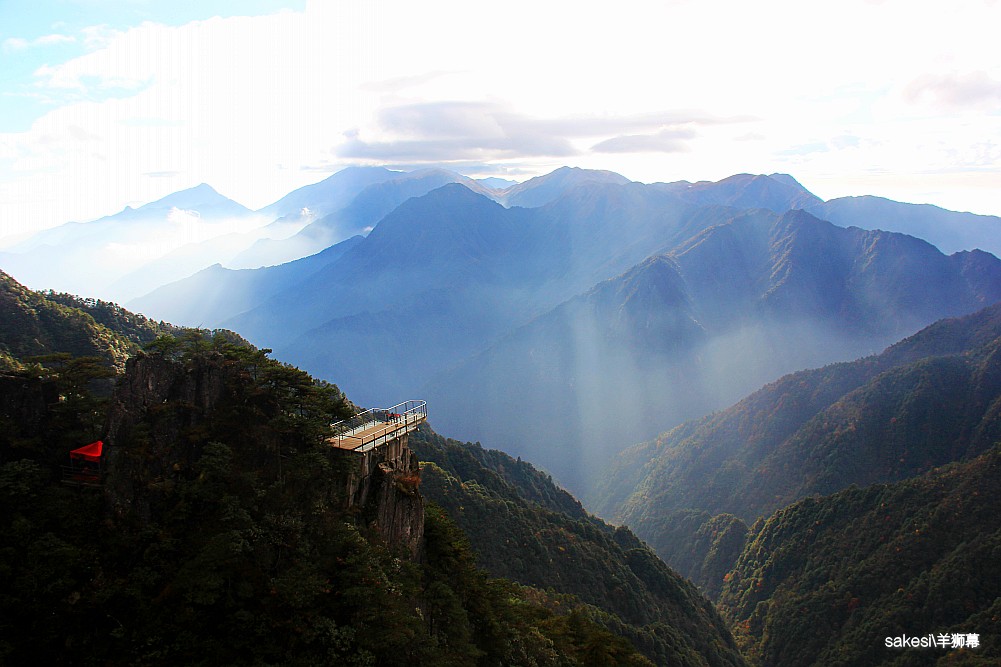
[5,166,1001,495]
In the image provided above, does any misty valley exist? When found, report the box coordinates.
[2,166,1000,666]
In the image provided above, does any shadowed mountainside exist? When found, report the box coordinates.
[600,302,1001,597]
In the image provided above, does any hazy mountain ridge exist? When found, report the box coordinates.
[231,167,499,268]
[500,165,632,208]
[426,209,1001,492]
[227,185,544,343]
[0,183,270,302]
[129,235,365,327]
[653,173,822,213]
[11,183,254,252]
[805,194,1001,258]
[255,165,403,220]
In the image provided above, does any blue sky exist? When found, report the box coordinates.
[0,1,305,130]
[1,0,1000,238]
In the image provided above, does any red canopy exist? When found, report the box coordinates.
[70,440,103,462]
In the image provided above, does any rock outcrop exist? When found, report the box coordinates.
[338,435,424,559]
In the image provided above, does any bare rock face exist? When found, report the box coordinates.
[339,435,425,560]
[371,447,424,560]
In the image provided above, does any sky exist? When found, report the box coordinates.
[1,0,1000,239]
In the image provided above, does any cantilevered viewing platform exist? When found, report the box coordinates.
[328,400,427,453]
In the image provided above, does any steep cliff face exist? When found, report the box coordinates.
[346,436,424,556]
[337,436,424,559]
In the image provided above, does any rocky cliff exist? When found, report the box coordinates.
[337,435,424,559]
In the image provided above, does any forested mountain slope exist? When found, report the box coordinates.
[411,426,746,667]
[0,333,673,665]
[602,302,1001,595]
[0,270,178,371]
[719,446,1001,666]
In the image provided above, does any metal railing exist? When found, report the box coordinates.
[329,400,427,452]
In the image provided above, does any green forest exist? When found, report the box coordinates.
[412,429,744,666]
[720,448,1001,666]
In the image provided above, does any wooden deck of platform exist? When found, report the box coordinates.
[328,402,426,452]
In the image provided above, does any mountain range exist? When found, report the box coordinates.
[425,208,1001,490]
[7,166,1001,495]
[0,166,503,304]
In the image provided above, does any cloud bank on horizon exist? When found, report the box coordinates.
[1,0,1000,237]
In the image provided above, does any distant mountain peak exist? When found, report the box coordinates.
[402,182,496,208]
[137,182,249,215]
[654,172,822,213]
[338,165,404,177]
[767,173,811,192]
[549,165,630,180]
[502,166,631,208]
[255,166,402,218]
[155,182,219,201]
[475,176,519,191]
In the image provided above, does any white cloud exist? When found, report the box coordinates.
[167,206,200,226]
[80,24,120,51]
[2,38,30,52]
[35,33,77,46]
[2,33,75,52]
[592,128,699,154]
[903,71,1001,111]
